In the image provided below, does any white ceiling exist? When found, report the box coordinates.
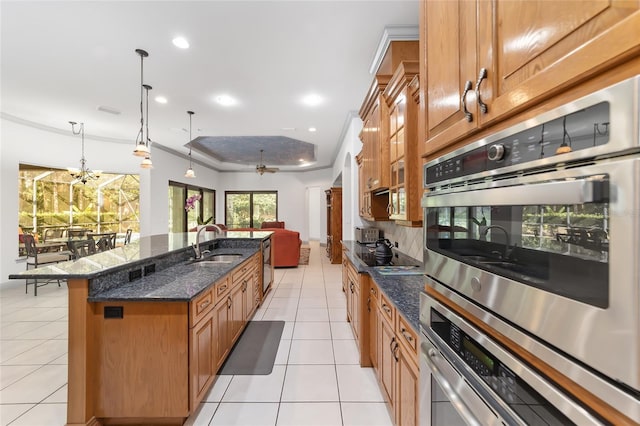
[1,1,418,172]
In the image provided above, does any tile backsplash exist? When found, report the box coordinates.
[362,220,423,263]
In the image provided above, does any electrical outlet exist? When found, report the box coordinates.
[394,241,399,248]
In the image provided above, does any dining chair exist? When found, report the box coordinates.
[69,239,96,259]
[68,228,89,239]
[23,234,70,296]
[95,236,111,252]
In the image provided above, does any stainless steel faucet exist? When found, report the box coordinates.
[192,225,224,259]
[481,225,512,259]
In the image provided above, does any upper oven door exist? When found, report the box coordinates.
[423,156,640,392]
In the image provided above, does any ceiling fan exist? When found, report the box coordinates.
[256,149,279,175]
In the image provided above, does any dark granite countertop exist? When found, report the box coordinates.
[9,230,271,280]
[87,247,259,302]
[10,231,271,303]
[342,240,424,333]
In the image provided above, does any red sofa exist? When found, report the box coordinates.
[229,227,301,267]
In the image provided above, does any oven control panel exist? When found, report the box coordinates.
[424,101,610,187]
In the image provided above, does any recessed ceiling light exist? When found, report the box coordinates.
[299,158,305,162]
[216,95,237,106]
[302,94,323,107]
[172,37,189,49]
[155,96,168,104]
[308,127,317,132]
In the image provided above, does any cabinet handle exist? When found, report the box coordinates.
[370,287,376,296]
[350,282,354,293]
[199,300,211,310]
[461,80,473,122]
[393,341,399,362]
[382,303,391,314]
[227,296,232,309]
[367,297,371,313]
[242,280,247,292]
[389,336,396,354]
[475,68,488,114]
[401,327,413,343]
[219,284,227,292]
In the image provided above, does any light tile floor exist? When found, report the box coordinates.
[0,241,393,426]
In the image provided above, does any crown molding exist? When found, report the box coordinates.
[368,25,419,75]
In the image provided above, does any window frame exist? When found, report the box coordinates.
[224,190,278,229]
[169,181,216,232]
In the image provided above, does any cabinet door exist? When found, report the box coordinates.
[425,0,478,152]
[396,346,419,426]
[478,1,640,126]
[230,283,244,344]
[368,285,379,371]
[189,311,215,412]
[214,298,230,370]
[379,313,396,409]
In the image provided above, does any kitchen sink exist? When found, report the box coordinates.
[190,253,243,265]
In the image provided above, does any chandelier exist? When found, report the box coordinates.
[67,121,101,184]
[185,110,196,178]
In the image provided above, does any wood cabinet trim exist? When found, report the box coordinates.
[383,61,420,107]
[359,75,392,119]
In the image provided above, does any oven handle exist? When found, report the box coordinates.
[421,342,484,426]
[426,177,607,207]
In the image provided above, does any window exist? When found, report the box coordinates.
[168,181,215,232]
[18,163,140,250]
[225,191,277,229]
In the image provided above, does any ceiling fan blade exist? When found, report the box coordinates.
[264,167,279,173]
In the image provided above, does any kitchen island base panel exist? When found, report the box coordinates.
[94,302,189,419]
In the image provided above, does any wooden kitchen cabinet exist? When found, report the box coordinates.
[384,62,422,226]
[214,291,231,371]
[368,280,380,371]
[395,313,419,426]
[343,255,372,367]
[346,259,360,342]
[359,75,391,194]
[325,187,342,264]
[189,308,215,413]
[422,0,640,157]
[378,304,397,414]
[357,151,391,221]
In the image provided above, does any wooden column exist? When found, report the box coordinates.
[66,278,99,426]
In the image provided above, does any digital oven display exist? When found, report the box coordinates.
[463,336,494,375]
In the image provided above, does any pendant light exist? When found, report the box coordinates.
[67,121,102,183]
[140,83,153,168]
[185,110,196,178]
[133,48,150,157]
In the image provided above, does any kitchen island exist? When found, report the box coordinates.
[9,231,272,426]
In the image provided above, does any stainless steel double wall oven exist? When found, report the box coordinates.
[421,76,640,423]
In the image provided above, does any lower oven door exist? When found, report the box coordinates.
[419,292,602,426]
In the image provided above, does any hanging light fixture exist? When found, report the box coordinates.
[67,121,101,184]
[133,48,150,157]
[185,110,196,178]
[139,83,153,168]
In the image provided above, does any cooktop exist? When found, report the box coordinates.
[354,244,420,267]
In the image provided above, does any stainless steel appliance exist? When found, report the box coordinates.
[262,238,272,292]
[419,292,603,425]
[355,226,380,244]
[422,75,640,421]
